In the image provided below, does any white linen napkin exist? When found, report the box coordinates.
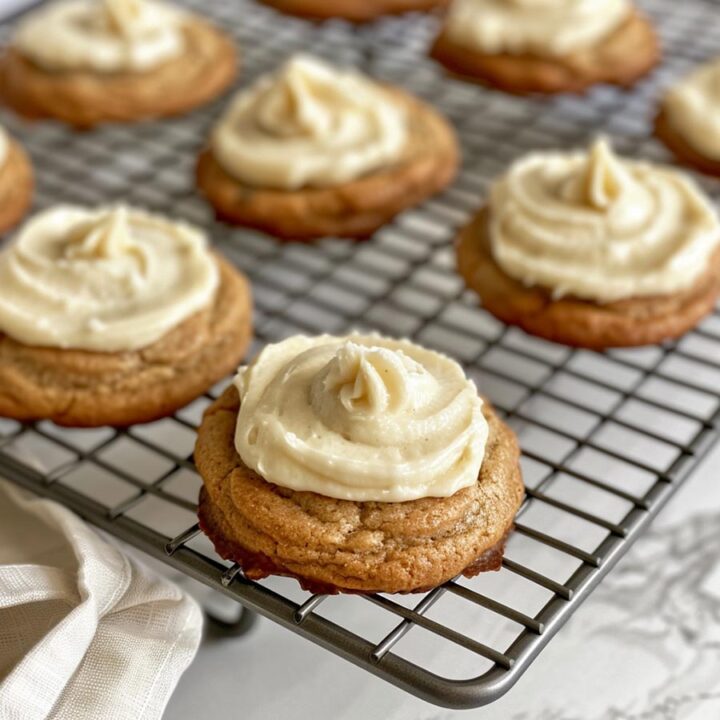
[0,479,203,720]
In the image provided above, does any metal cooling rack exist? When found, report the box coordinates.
[1,0,720,709]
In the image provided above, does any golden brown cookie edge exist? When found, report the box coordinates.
[0,255,253,427]
[456,207,720,349]
[198,486,513,595]
[430,10,660,95]
[0,138,33,235]
[0,18,238,128]
[260,0,448,22]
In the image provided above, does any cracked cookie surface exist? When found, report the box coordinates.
[195,384,524,594]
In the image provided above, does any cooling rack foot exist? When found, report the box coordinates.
[205,605,259,637]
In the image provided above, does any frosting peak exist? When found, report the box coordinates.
[63,206,148,273]
[444,0,630,57]
[15,0,185,73]
[104,0,145,38]
[570,138,631,210]
[489,139,720,302]
[255,57,339,140]
[559,139,652,236]
[314,341,435,416]
[0,205,219,352]
[212,54,408,190]
[234,335,487,502]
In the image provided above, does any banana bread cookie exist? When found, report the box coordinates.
[197,55,459,241]
[196,334,524,594]
[456,139,720,348]
[0,0,237,128]
[0,205,252,426]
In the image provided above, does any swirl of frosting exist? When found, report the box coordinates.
[489,139,720,302]
[664,58,720,161]
[233,334,488,502]
[211,55,408,190]
[0,205,218,352]
[14,0,185,73]
[444,0,630,56]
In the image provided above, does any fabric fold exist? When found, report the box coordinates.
[0,480,203,720]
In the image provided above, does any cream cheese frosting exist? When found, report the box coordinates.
[14,0,186,73]
[444,0,630,57]
[211,55,408,190]
[664,58,720,161]
[489,138,720,303]
[233,334,488,502]
[0,205,219,352]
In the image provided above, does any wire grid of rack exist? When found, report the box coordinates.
[1,0,720,710]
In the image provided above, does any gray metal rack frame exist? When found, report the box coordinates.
[1,0,720,709]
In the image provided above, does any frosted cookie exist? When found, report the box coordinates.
[456,139,720,348]
[195,333,524,594]
[0,126,33,234]
[0,205,252,427]
[656,57,720,177]
[196,55,459,240]
[0,0,237,128]
[260,0,448,22]
[430,0,659,94]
